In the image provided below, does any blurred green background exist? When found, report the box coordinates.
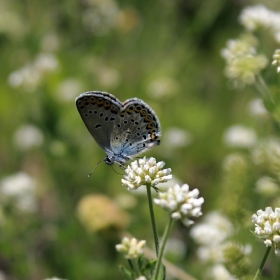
[1,0,280,279]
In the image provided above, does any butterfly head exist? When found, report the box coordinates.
[104,154,131,167]
[104,156,114,165]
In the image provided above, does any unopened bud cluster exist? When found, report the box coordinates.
[115,237,146,259]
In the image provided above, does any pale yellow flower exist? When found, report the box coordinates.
[77,194,129,233]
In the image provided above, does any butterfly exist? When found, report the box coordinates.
[75,91,161,169]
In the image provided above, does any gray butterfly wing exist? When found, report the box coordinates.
[110,98,161,158]
[76,91,122,152]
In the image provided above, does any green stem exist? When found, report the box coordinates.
[255,74,274,105]
[153,217,174,280]
[133,259,141,276]
[146,184,159,256]
[128,259,141,277]
[253,246,271,280]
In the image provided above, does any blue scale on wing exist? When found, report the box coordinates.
[110,100,161,157]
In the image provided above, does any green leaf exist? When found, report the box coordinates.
[119,265,134,279]
[142,259,157,273]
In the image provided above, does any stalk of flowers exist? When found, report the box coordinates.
[152,184,204,280]
[121,157,172,190]
[221,5,280,97]
[251,207,280,279]
[120,157,173,279]
[221,4,280,114]
[221,37,268,88]
[116,237,153,279]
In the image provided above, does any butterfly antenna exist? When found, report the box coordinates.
[88,156,107,177]
[111,165,124,175]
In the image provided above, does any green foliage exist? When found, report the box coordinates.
[1,0,280,279]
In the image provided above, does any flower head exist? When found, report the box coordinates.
[255,176,279,197]
[239,5,280,43]
[77,194,129,233]
[121,157,172,190]
[221,38,256,62]
[0,172,37,213]
[190,212,233,248]
[207,264,236,280]
[224,54,268,87]
[154,184,204,226]
[13,124,44,151]
[116,237,146,259]
[252,207,280,256]
[248,98,268,118]
[135,277,147,280]
[221,33,268,88]
[223,125,257,148]
[8,53,59,92]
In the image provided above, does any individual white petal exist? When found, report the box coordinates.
[264,239,272,247]
[181,184,190,192]
[171,212,181,220]
[273,235,280,243]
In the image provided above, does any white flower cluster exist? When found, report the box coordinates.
[135,277,147,280]
[115,237,146,259]
[272,49,280,73]
[0,172,37,213]
[255,176,279,197]
[252,207,280,256]
[121,157,172,190]
[248,98,268,119]
[13,124,44,151]
[223,125,257,148]
[190,212,233,250]
[220,5,280,87]
[221,38,256,62]
[221,37,268,87]
[207,264,236,280]
[82,0,119,36]
[153,184,204,226]
[239,5,280,43]
[190,212,251,279]
[8,53,59,92]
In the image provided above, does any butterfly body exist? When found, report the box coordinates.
[76,91,161,166]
